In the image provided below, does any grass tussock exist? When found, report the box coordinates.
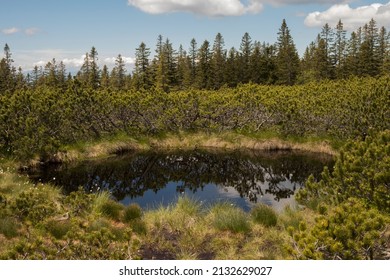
[209,202,251,233]
[0,217,19,238]
[251,204,278,227]
[123,204,143,222]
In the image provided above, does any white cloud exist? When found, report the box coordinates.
[25,28,41,36]
[104,56,135,65]
[265,0,347,5]
[127,0,264,17]
[1,27,20,35]
[305,2,390,30]
[62,55,86,68]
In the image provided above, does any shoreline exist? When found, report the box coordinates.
[36,131,337,166]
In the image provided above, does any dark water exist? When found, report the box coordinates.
[27,149,334,211]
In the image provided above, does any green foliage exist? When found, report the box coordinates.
[0,217,19,238]
[251,204,278,227]
[123,204,142,222]
[210,203,251,233]
[10,186,60,223]
[1,76,389,159]
[45,220,72,239]
[289,198,389,259]
[297,130,390,213]
[92,191,124,220]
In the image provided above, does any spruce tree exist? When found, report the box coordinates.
[275,19,300,85]
[189,38,198,86]
[332,20,347,78]
[239,32,253,84]
[134,42,151,90]
[0,44,15,93]
[196,40,212,89]
[111,54,127,90]
[100,65,110,89]
[211,32,226,89]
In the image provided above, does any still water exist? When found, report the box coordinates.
[28,149,334,211]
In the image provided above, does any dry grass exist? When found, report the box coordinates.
[48,131,336,165]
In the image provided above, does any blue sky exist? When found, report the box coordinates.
[1,0,389,72]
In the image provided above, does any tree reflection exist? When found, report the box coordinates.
[29,150,334,203]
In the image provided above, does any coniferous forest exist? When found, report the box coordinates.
[0,19,389,260]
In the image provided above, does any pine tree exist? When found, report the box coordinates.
[176,45,191,90]
[111,54,127,90]
[314,35,331,81]
[196,40,212,89]
[211,32,226,89]
[275,19,300,85]
[332,20,347,78]
[88,46,100,89]
[379,27,390,74]
[0,44,15,93]
[189,38,198,86]
[100,65,110,89]
[224,47,239,87]
[133,42,151,90]
[359,19,380,76]
[299,42,316,83]
[345,31,360,76]
[15,67,25,89]
[163,38,177,91]
[44,58,58,87]
[239,32,253,84]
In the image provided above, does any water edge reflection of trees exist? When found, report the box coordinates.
[29,150,334,203]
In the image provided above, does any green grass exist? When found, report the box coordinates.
[209,203,251,233]
[251,204,278,227]
[123,204,143,222]
[45,219,72,239]
[0,217,19,238]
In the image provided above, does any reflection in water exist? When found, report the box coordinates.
[27,150,334,211]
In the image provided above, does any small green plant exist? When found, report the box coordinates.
[123,204,142,222]
[251,204,278,227]
[45,220,72,239]
[100,200,123,220]
[0,217,19,238]
[210,203,250,233]
[174,196,201,216]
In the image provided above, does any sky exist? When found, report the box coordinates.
[1,0,390,73]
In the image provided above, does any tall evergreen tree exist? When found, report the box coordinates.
[224,47,239,87]
[275,19,300,85]
[299,42,317,83]
[176,45,191,90]
[134,42,151,90]
[314,36,331,80]
[189,38,198,86]
[100,65,110,89]
[332,20,347,78]
[345,30,361,76]
[211,32,226,89]
[0,44,15,93]
[88,46,100,89]
[239,32,253,83]
[111,54,127,90]
[196,40,212,89]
